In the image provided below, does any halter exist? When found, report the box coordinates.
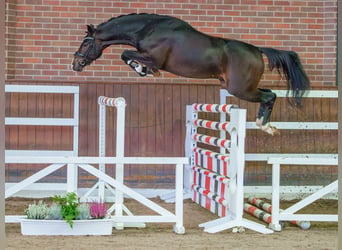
[74,36,95,65]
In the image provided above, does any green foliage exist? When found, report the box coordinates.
[52,192,80,228]
[25,200,49,219]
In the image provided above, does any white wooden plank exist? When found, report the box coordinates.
[5,117,78,126]
[268,157,338,165]
[246,122,338,130]
[5,85,79,94]
[245,153,338,162]
[220,89,338,99]
[5,150,76,157]
[5,156,189,165]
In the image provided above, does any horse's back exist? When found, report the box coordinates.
[134,14,265,81]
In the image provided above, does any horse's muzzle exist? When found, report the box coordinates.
[72,65,83,72]
[71,60,84,72]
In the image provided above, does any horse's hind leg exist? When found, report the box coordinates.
[121,50,160,77]
[255,89,279,135]
[228,84,278,135]
[224,43,279,135]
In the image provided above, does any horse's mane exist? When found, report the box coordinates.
[95,13,195,34]
[97,13,160,29]
[114,13,151,21]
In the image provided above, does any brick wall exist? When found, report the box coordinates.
[5,0,337,87]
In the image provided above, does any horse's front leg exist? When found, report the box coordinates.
[121,50,160,77]
[256,89,279,135]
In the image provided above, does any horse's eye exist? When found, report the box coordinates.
[79,60,86,66]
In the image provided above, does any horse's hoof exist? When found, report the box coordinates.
[153,70,161,77]
[145,67,161,77]
[261,123,280,136]
[256,118,280,135]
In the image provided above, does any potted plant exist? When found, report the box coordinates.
[20,192,113,236]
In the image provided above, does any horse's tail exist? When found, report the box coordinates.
[260,47,310,106]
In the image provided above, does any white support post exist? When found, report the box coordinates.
[96,96,145,229]
[113,97,126,230]
[270,163,282,231]
[67,163,78,193]
[73,91,80,157]
[231,108,246,225]
[98,101,106,201]
[183,105,196,197]
[174,163,185,234]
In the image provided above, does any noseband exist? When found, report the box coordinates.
[74,37,95,65]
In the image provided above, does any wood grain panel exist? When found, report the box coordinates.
[5,82,337,188]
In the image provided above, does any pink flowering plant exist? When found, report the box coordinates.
[89,201,107,219]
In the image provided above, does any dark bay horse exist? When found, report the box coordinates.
[72,13,310,135]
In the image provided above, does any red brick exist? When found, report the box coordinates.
[52,6,68,12]
[241,34,257,40]
[23,58,41,64]
[274,23,290,29]
[258,34,273,40]
[241,23,257,28]
[3,0,336,87]
[223,10,240,16]
[265,40,282,46]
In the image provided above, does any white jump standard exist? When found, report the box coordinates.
[86,96,187,233]
[185,103,273,234]
[95,96,143,229]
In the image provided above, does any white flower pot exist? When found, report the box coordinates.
[20,219,113,236]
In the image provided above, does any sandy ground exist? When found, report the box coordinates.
[5,198,338,250]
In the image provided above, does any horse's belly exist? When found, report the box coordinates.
[166,66,219,79]
[163,54,223,79]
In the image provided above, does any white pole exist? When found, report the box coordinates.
[114,98,126,229]
[184,105,194,195]
[98,102,106,200]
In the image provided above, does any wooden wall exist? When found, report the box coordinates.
[5,82,337,188]
[77,82,221,188]
[223,92,338,186]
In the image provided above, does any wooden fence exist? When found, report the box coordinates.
[5,82,337,189]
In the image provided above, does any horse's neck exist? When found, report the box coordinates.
[97,19,148,47]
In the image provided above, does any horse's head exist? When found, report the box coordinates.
[72,25,103,72]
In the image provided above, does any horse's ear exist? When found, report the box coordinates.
[86,24,96,36]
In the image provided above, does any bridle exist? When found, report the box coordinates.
[74,36,95,66]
